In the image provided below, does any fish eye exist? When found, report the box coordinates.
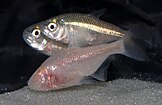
[48,22,57,32]
[32,29,41,38]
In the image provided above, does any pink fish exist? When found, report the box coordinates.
[28,38,147,91]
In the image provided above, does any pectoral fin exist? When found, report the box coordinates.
[68,37,89,47]
[68,28,92,47]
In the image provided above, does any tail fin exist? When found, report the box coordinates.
[123,35,149,61]
[122,24,150,61]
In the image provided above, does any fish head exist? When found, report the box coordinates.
[23,23,63,56]
[41,18,67,42]
[23,23,49,50]
[28,66,66,91]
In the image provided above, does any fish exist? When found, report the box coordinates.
[24,10,125,48]
[42,13,125,47]
[23,25,68,56]
[28,38,148,91]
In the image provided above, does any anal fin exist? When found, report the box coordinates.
[90,55,113,81]
[80,76,99,85]
[89,8,107,18]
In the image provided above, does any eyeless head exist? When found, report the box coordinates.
[28,67,60,91]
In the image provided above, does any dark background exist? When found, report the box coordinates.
[0,0,162,93]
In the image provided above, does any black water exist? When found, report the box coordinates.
[0,0,162,93]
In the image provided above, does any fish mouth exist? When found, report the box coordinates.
[23,31,33,45]
[23,34,35,48]
[28,68,49,91]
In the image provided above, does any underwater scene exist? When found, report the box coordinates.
[0,0,162,104]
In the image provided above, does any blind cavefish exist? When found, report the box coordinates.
[28,38,148,91]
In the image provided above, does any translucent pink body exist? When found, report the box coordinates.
[28,40,125,91]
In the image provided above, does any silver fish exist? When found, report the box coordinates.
[28,38,148,91]
[27,12,125,48]
[23,25,68,56]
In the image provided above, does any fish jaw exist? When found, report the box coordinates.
[28,67,65,91]
[23,30,34,47]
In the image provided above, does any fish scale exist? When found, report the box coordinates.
[54,13,125,37]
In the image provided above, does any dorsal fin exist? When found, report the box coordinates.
[89,8,107,18]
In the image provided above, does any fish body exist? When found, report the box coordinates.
[28,39,127,91]
[42,13,125,47]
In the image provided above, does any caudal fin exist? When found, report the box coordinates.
[123,24,150,61]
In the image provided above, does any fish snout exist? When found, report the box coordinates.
[28,67,58,91]
[23,31,34,45]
